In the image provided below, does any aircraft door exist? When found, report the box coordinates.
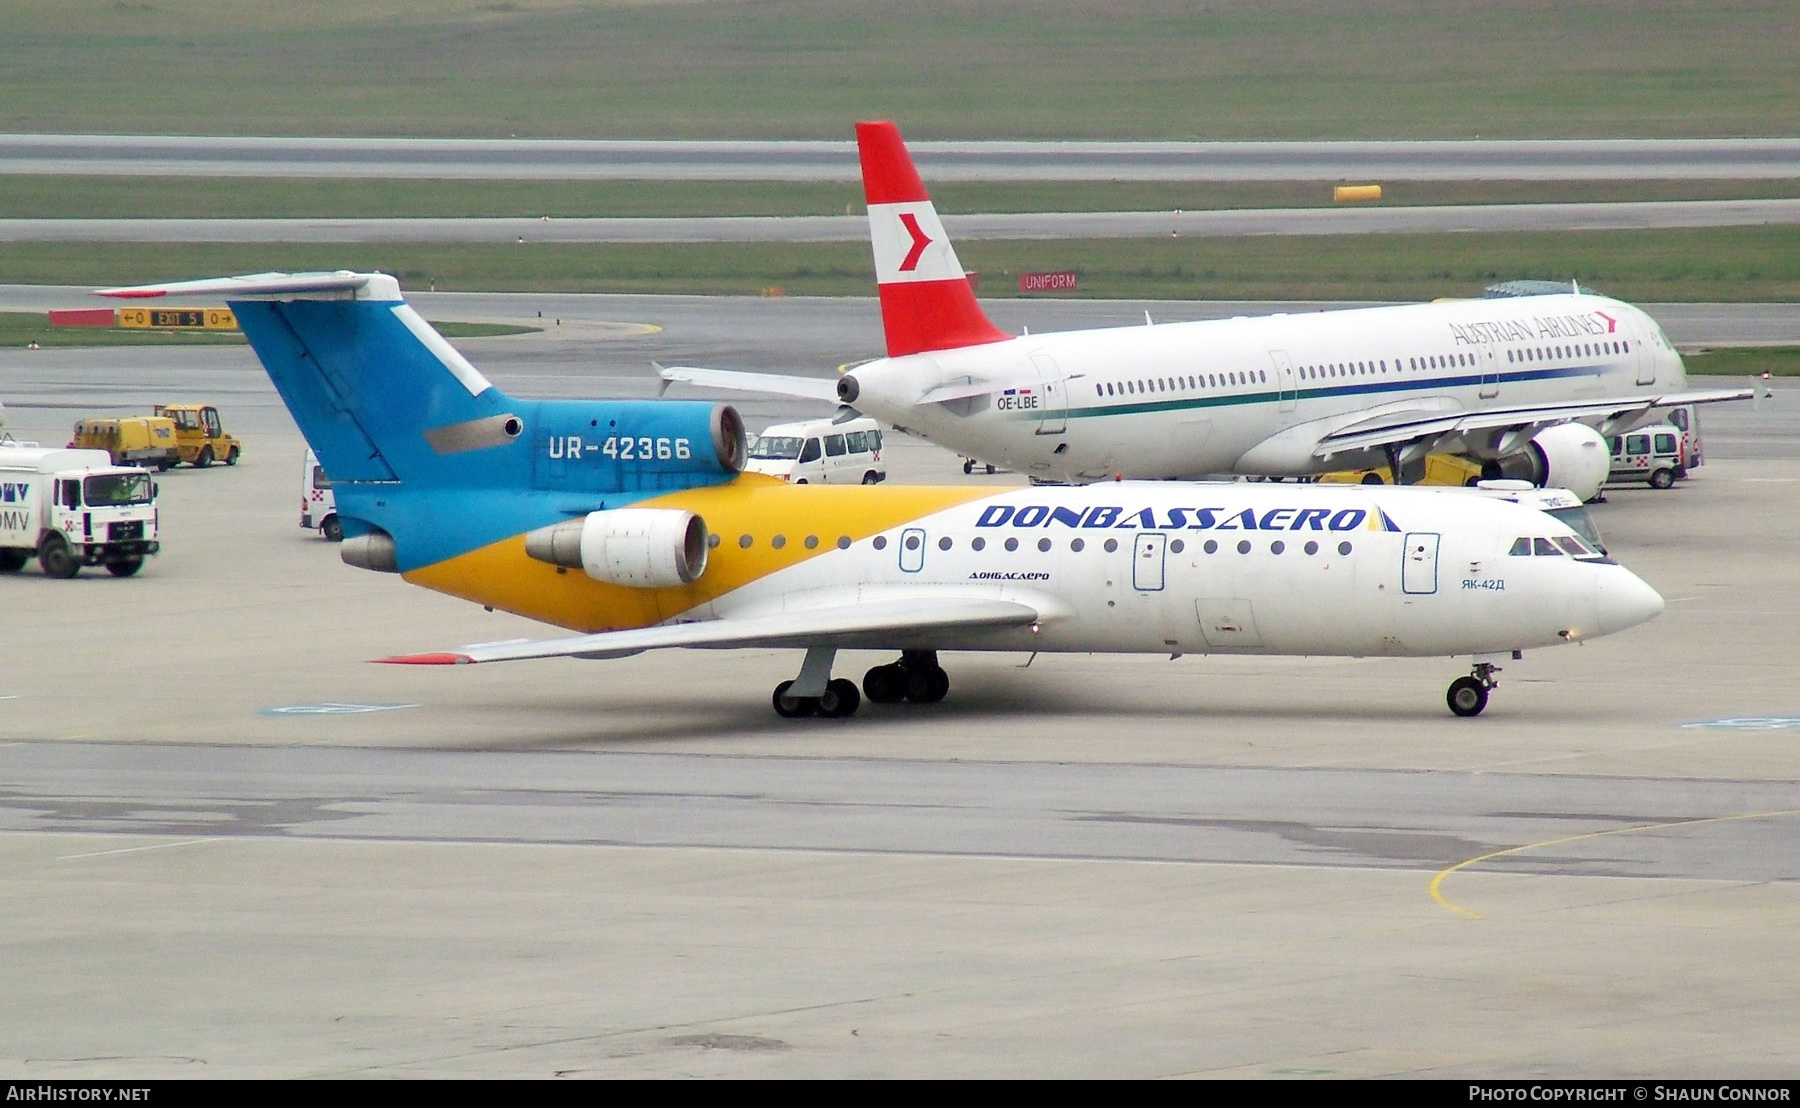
[1402,531,1440,595]
[1132,532,1166,591]
[1480,347,1500,399]
[1634,328,1657,385]
[1269,350,1297,412]
[898,527,926,573]
[1029,353,1068,435]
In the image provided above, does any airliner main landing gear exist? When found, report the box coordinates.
[772,645,861,718]
[862,650,949,705]
[770,648,952,719]
[1446,662,1502,717]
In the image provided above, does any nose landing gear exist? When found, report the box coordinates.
[1447,661,1501,717]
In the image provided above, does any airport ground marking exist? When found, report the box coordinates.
[1681,716,1800,730]
[1430,807,1800,919]
[56,838,217,862]
[257,702,419,717]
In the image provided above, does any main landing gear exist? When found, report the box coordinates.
[769,648,950,719]
[1446,661,1502,717]
[861,650,949,706]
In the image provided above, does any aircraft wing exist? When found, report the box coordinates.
[1315,387,1754,457]
[379,595,1044,666]
[657,364,841,403]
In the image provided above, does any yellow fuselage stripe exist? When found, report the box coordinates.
[402,475,995,632]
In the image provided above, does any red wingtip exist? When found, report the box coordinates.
[857,120,929,206]
[376,652,473,665]
[97,289,166,299]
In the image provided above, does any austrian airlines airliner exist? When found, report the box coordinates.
[663,122,1749,496]
[103,270,1666,720]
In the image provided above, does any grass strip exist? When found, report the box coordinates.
[1680,347,1800,377]
[3,176,1798,220]
[0,312,534,347]
[3,1,1798,140]
[3,225,1798,303]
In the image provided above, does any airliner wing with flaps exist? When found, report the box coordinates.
[657,364,841,403]
[379,596,1044,665]
[1314,386,1754,457]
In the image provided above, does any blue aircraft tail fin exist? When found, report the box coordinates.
[97,271,518,485]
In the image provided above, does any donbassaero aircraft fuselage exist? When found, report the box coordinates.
[98,271,1664,720]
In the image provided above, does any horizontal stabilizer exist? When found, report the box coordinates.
[379,595,1045,665]
[657,364,842,403]
[96,270,389,301]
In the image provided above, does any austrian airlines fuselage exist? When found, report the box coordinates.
[843,291,1682,482]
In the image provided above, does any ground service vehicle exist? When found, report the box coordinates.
[745,417,886,484]
[1666,404,1704,470]
[1607,423,1685,488]
[99,270,1666,720]
[0,444,161,577]
[1315,454,1482,488]
[69,417,181,469]
[302,448,341,541]
[155,404,241,467]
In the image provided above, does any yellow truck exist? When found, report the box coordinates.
[153,404,241,467]
[1313,453,1483,487]
[68,417,182,470]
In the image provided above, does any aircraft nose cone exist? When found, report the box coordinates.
[1594,567,1665,635]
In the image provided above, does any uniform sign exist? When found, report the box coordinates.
[1020,271,1077,293]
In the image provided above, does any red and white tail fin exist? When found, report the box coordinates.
[858,120,1010,358]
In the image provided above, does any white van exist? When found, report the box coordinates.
[301,448,341,540]
[1607,423,1684,489]
[745,417,886,484]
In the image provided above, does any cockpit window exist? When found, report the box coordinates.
[1553,536,1589,557]
[1546,506,1608,555]
[1509,537,1532,556]
[1532,538,1563,556]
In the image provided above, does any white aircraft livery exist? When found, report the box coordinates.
[100,271,1667,720]
[662,121,1750,496]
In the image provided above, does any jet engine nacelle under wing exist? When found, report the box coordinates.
[1488,423,1609,502]
[525,508,709,588]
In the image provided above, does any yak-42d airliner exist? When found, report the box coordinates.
[660,122,1750,497]
[99,271,1665,719]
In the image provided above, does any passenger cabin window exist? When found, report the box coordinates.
[799,438,822,463]
[1655,433,1677,453]
[1626,434,1650,454]
[823,434,846,457]
[844,431,867,453]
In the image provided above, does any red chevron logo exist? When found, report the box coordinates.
[897,212,931,272]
